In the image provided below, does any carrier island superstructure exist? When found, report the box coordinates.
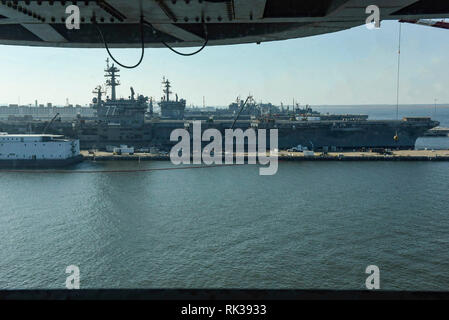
[0,61,439,151]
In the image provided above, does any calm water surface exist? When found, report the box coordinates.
[1,105,449,290]
[1,160,449,290]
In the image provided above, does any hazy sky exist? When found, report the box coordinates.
[0,20,448,107]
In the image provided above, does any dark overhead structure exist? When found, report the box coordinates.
[0,0,448,48]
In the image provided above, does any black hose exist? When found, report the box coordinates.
[143,20,208,56]
[95,16,145,69]
[95,17,208,69]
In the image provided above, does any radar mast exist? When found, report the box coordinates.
[104,58,120,101]
[162,77,172,102]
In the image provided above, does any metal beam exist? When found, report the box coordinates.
[151,23,205,42]
[155,0,178,22]
[326,0,352,16]
[0,4,66,42]
[21,23,67,42]
[234,0,266,20]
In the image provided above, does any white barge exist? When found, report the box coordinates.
[0,133,82,168]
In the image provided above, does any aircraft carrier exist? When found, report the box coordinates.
[0,61,439,151]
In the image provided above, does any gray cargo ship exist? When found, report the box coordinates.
[0,61,439,151]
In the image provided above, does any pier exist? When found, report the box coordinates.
[81,150,449,162]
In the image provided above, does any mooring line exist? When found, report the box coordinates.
[0,164,242,174]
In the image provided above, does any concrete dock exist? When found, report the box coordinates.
[81,150,449,162]
[279,150,449,161]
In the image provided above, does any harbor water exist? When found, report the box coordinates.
[1,106,449,290]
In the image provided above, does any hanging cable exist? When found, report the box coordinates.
[95,16,207,68]
[95,15,146,69]
[393,22,403,141]
[395,22,402,121]
[143,20,209,56]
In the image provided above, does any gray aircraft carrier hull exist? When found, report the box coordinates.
[74,118,437,151]
[269,120,432,150]
[0,118,438,151]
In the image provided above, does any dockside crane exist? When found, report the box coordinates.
[43,113,60,134]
